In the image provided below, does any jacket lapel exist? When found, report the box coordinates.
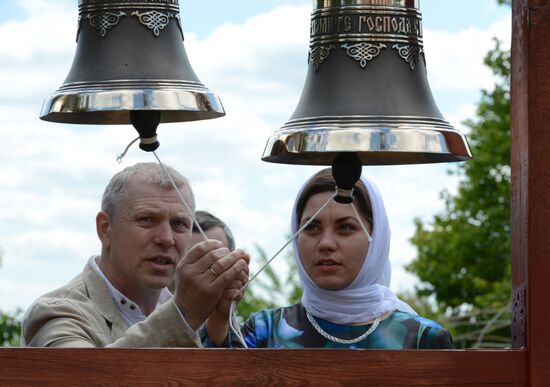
[82,258,130,342]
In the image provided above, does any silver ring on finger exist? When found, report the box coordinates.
[209,266,218,277]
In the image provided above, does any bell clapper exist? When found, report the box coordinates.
[332,152,362,204]
[332,152,372,241]
[130,110,161,152]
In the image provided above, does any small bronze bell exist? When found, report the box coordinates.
[40,0,224,129]
[262,0,472,165]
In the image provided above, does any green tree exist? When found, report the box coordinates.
[406,35,511,348]
[0,248,22,347]
[1,312,21,347]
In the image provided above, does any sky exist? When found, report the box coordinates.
[0,0,511,313]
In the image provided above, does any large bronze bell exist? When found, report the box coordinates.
[262,0,472,165]
[40,0,224,128]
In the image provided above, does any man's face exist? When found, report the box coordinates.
[98,178,193,295]
[190,226,230,250]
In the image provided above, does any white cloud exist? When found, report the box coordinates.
[425,15,511,93]
[0,1,74,108]
[0,277,55,313]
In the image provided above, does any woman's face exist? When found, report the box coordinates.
[297,191,372,290]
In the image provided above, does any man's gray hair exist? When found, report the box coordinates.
[101,162,194,218]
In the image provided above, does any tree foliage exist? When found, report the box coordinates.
[0,249,22,347]
[1,311,21,347]
[406,37,511,347]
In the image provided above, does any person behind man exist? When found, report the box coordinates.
[22,162,249,347]
[190,210,235,252]
[169,210,235,295]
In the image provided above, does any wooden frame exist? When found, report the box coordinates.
[1,1,549,385]
[0,349,526,385]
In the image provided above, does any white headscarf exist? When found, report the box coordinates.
[292,172,417,324]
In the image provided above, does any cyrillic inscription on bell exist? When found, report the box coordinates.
[309,1,423,70]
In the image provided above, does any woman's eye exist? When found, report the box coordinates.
[338,223,356,231]
[302,223,320,232]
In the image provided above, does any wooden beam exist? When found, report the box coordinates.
[0,349,526,386]
[511,0,550,384]
[511,0,528,350]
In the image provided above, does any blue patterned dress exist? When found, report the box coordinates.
[218,303,453,349]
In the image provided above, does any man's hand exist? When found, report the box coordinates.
[173,240,249,331]
[205,253,249,345]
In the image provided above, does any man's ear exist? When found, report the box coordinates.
[96,211,112,249]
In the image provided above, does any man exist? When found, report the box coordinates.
[22,162,249,347]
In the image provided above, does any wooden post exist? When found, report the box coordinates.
[511,0,550,384]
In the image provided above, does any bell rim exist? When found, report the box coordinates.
[40,84,225,125]
[262,122,473,165]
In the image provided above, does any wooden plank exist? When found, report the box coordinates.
[511,0,550,385]
[0,348,526,386]
[510,0,529,350]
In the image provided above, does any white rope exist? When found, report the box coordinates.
[117,135,159,163]
[152,150,207,240]
[351,201,373,242]
[229,191,337,348]
[229,300,248,347]
[240,191,337,294]
[116,136,139,163]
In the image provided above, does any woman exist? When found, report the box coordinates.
[207,168,453,349]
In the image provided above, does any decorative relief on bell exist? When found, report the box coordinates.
[86,11,126,37]
[310,45,335,71]
[392,44,424,70]
[77,0,183,40]
[341,42,387,69]
[308,2,424,71]
[131,11,176,37]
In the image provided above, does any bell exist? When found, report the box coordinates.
[40,0,224,127]
[262,0,472,165]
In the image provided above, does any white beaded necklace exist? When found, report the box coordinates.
[306,311,381,345]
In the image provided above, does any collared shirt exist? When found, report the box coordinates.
[91,256,178,326]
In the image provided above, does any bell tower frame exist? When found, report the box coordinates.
[0,0,549,385]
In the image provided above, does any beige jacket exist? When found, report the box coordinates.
[22,257,201,348]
